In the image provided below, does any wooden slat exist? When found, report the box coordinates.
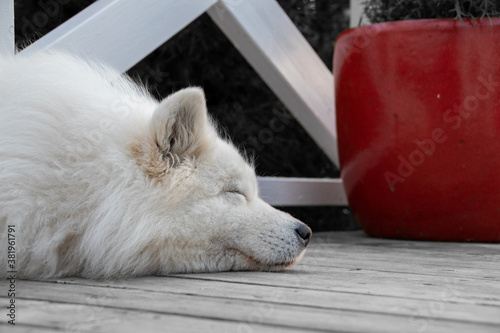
[21,0,217,73]
[257,177,347,206]
[0,0,14,55]
[6,286,499,333]
[4,326,58,333]
[35,277,500,326]
[303,252,500,277]
[10,299,301,333]
[167,271,500,307]
[309,231,500,257]
[208,0,339,166]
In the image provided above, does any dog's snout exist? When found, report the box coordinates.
[295,223,312,247]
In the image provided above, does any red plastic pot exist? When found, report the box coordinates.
[334,18,500,242]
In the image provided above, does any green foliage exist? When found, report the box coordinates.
[364,0,500,23]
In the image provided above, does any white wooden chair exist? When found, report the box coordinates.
[0,0,365,207]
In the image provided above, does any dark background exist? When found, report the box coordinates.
[13,0,358,231]
[364,0,500,23]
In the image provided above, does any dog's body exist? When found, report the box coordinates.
[0,52,311,279]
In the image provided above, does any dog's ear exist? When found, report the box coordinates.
[150,87,212,161]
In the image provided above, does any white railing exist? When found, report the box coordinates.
[350,0,366,27]
[0,0,14,54]
[1,0,351,206]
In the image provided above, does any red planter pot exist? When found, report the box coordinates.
[334,18,500,242]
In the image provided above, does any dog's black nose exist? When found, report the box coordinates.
[295,223,312,247]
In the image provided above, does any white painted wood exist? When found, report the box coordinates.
[258,177,348,206]
[350,0,368,27]
[21,0,218,73]
[0,0,15,54]
[208,0,339,167]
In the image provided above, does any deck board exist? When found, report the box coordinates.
[1,231,499,332]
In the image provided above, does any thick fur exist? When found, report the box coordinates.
[0,52,311,279]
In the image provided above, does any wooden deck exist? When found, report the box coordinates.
[3,231,499,333]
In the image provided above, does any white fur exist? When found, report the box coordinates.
[0,51,311,279]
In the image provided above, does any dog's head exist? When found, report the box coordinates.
[130,87,311,273]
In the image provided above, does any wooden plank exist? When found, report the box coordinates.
[306,237,500,265]
[36,277,500,326]
[167,270,500,307]
[308,232,500,260]
[257,177,347,206]
[6,283,499,333]
[306,244,500,264]
[302,253,500,279]
[313,231,500,249]
[208,0,339,166]
[0,0,15,55]
[2,326,59,333]
[21,0,217,73]
[10,299,304,333]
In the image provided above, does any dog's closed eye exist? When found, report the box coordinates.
[227,189,244,196]
[224,187,247,201]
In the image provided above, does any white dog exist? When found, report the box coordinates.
[0,51,311,279]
